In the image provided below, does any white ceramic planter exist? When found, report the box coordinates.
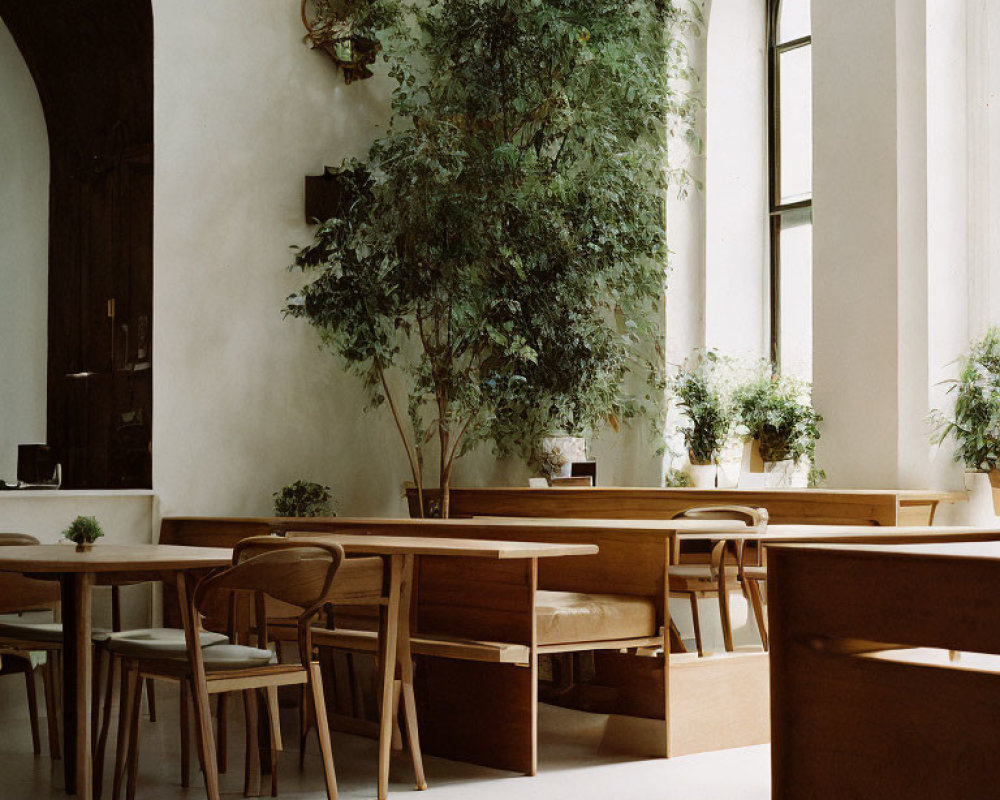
[686,463,717,488]
[962,470,1000,524]
[763,460,795,488]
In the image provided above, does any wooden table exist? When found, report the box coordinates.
[767,539,1000,800]
[289,532,599,784]
[0,544,233,800]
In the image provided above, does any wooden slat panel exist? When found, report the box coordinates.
[417,557,534,645]
[412,487,903,525]
[768,541,1000,800]
[415,556,538,774]
[772,642,1000,800]
[767,546,1000,654]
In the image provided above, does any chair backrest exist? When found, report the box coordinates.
[0,533,41,547]
[0,533,60,615]
[234,535,384,605]
[195,541,345,623]
[671,505,769,530]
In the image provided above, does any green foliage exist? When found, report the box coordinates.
[664,467,692,487]
[63,516,104,545]
[288,0,700,515]
[670,351,735,465]
[931,327,1000,471]
[735,372,822,465]
[273,480,335,518]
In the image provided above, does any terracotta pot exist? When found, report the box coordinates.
[74,542,94,553]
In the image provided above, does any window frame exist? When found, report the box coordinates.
[767,0,812,366]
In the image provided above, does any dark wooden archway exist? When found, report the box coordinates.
[0,1,153,488]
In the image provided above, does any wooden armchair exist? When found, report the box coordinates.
[0,533,65,759]
[236,535,425,800]
[667,507,768,655]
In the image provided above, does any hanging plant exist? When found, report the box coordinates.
[301,0,389,84]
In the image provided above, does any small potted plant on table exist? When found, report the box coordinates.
[932,326,1000,519]
[63,516,104,552]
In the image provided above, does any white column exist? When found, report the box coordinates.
[812,0,901,486]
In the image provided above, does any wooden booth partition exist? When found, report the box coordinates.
[768,540,1000,800]
[408,487,966,526]
[159,516,770,768]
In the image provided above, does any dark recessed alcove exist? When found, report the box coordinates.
[0,0,154,488]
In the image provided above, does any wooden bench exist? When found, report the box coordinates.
[409,487,967,526]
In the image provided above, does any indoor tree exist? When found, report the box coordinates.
[287,0,700,517]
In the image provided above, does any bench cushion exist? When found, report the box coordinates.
[535,590,657,646]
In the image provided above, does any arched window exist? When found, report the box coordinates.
[768,0,812,380]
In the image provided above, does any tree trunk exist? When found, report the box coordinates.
[440,465,452,519]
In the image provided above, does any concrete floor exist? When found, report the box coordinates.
[0,682,771,800]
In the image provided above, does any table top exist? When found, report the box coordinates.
[299,516,748,535]
[288,532,599,559]
[0,544,234,573]
[673,524,1000,543]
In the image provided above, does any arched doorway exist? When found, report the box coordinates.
[0,0,153,488]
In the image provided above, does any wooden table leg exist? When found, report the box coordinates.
[397,553,427,790]
[377,555,403,800]
[61,571,94,798]
[175,572,220,800]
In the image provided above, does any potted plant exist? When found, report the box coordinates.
[536,435,589,482]
[671,352,735,487]
[287,0,700,517]
[735,372,822,488]
[63,515,104,552]
[273,480,335,518]
[931,327,1000,517]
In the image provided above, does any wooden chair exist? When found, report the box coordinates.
[0,533,65,759]
[667,506,768,655]
[108,540,346,800]
[238,535,425,800]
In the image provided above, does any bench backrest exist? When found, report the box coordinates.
[409,487,902,526]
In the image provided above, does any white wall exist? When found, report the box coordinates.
[0,19,48,482]
[150,1,666,518]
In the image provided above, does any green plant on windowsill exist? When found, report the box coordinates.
[671,351,736,467]
[63,515,104,551]
[735,371,822,471]
[273,480,335,518]
[664,468,692,487]
[931,326,1000,472]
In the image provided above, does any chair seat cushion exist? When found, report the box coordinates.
[534,590,657,646]
[104,627,228,648]
[0,621,111,644]
[107,636,273,669]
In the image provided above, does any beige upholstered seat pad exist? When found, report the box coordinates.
[534,590,657,646]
